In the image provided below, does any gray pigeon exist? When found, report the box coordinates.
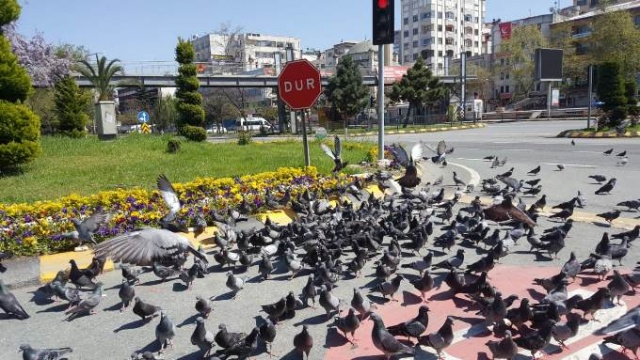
[156,311,176,353]
[225,272,246,299]
[319,285,340,318]
[561,251,581,282]
[334,307,361,344]
[0,279,30,319]
[369,312,415,359]
[195,296,212,318]
[301,274,317,309]
[64,282,103,320]
[597,306,640,335]
[18,344,72,360]
[285,249,303,280]
[69,211,109,246]
[370,274,404,302]
[152,262,178,282]
[602,328,640,357]
[485,329,518,360]
[258,252,274,280]
[419,316,455,359]
[191,317,215,356]
[118,278,135,312]
[293,324,313,360]
[351,288,375,319]
[386,305,430,342]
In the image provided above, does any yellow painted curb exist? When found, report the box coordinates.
[255,208,297,225]
[181,226,219,249]
[40,250,115,283]
[365,184,385,199]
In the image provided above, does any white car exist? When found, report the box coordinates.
[206,126,228,134]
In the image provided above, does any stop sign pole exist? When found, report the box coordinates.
[278,59,322,167]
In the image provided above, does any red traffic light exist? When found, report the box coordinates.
[377,0,389,9]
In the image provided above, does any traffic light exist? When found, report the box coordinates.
[372,0,394,45]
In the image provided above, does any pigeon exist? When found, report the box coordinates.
[0,280,29,319]
[370,274,404,302]
[152,262,178,282]
[69,211,109,247]
[571,139,575,146]
[132,297,162,322]
[18,344,73,360]
[334,308,361,344]
[433,249,465,270]
[157,174,181,226]
[36,270,67,301]
[514,320,555,359]
[411,270,435,301]
[65,282,104,320]
[556,164,565,171]
[195,296,212,318]
[617,200,640,212]
[155,311,176,353]
[261,297,286,322]
[370,312,416,360]
[118,278,135,312]
[214,323,246,350]
[452,171,466,187]
[301,274,317,309]
[225,272,246,299]
[319,285,341,317]
[616,150,627,157]
[618,156,628,166]
[576,287,612,321]
[259,316,277,356]
[388,142,423,188]
[219,327,260,359]
[551,312,581,349]
[612,225,640,242]
[419,316,455,360]
[597,209,621,225]
[485,329,518,360]
[258,252,274,280]
[597,306,640,335]
[425,140,453,165]
[386,305,430,342]
[94,228,208,266]
[484,196,537,227]
[608,270,631,305]
[68,259,96,289]
[179,263,199,289]
[595,178,617,195]
[293,325,313,360]
[561,251,581,282]
[602,328,640,358]
[321,135,348,172]
[120,264,141,284]
[603,148,614,156]
[527,165,541,176]
[191,317,215,356]
[351,288,376,319]
[589,174,607,184]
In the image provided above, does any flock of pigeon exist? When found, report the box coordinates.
[0,137,639,360]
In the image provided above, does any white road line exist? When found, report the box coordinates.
[540,162,597,169]
[453,157,489,162]
[449,161,481,187]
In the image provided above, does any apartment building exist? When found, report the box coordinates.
[399,0,486,74]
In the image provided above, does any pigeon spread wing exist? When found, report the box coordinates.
[597,307,640,335]
[388,144,410,167]
[410,143,423,164]
[320,143,336,160]
[82,212,109,233]
[94,228,206,266]
[157,174,181,219]
[334,136,342,160]
[436,140,446,155]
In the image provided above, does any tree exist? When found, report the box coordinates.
[75,54,123,101]
[202,89,240,130]
[549,20,591,94]
[174,38,205,129]
[625,80,639,118]
[388,57,446,127]
[590,6,640,77]
[54,76,92,137]
[324,55,369,128]
[596,61,627,127]
[153,95,178,132]
[498,24,547,102]
[0,0,41,170]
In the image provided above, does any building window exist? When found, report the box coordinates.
[413,53,419,60]
[403,43,409,50]
[464,14,472,22]
[505,85,510,93]
[474,41,479,47]
[413,15,419,22]
[445,38,455,45]
[438,51,443,57]
[422,38,431,46]
[445,11,455,19]
[437,25,443,32]
[403,17,409,25]
[577,0,586,4]
[413,40,419,48]
[438,11,443,18]
[500,86,504,93]
[413,28,419,35]
[445,25,455,32]
[404,55,412,62]
[403,30,409,37]
[421,12,431,19]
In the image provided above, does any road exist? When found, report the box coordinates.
[1,120,638,360]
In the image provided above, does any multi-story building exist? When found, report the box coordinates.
[189,32,300,74]
[573,0,637,13]
[399,0,486,75]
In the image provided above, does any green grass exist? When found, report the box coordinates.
[0,134,373,204]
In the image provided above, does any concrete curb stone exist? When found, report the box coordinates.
[557,129,640,138]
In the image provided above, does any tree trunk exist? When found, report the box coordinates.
[402,103,413,128]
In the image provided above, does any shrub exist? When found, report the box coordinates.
[0,101,42,169]
[54,76,91,137]
[167,138,181,153]
[0,36,32,103]
[237,130,252,145]
[180,125,207,142]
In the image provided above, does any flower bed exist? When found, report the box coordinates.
[0,167,354,257]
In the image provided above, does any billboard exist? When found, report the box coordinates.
[535,48,563,81]
[499,22,512,40]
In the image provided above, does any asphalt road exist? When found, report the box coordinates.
[1,120,638,360]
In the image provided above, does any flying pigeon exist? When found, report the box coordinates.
[67,211,109,248]
[425,140,454,165]
[320,135,348,172]
[388,142,423,188]
[156,174,183,230]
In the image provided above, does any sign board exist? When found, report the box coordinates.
[278,59,322,110]
[551,89,560,107]
[140,123,151,134]
[535,48,563,82]
[137,111,149,123]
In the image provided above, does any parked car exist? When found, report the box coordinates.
[206,126,228,135]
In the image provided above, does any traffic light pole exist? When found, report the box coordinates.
[377,44,385,161]
[301,110,310,167]
[587,64,593,129]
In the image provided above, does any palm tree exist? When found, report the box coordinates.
[75,55,123,101]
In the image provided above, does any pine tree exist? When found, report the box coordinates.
[596,62,627,127]
[0,0,41,170]
[324,55,370,127]
[174,39,205,130]
[54,76,91,137]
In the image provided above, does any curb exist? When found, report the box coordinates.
[347,123,485,137]
[557,129,640,138]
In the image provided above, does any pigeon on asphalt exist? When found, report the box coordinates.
[293,325,313,360]
[370,274,404,302]
[258,252,274,280]
[595,178,617,195]
[301,274,317,309]
[335,308,361,344]
[225,272,246,299]
[561,251,581,282]
[370,312,416,360]
[219,327,260,359]
[386,305,430,342]
[616,150,627,157]
[152,262,178,282]
[351,288,376,320]
[18,344,72,360]
[319,285,341,317]
[120,264,141,284]
[485,329,518,360]
[214,323,246,350]
[259,316,277,356]
[419,316,455,360]
[576,287,612,321]
[321,135,348,173]
[156,311,176,353]
[65,282,104,320]
[597,209,621,226]
[68,259,97,289]
[179,263,199,289]
[597,306,640,335]
[69,211,109,247]
[433,249,465,270]
[617,200,640,212]
[411,269,435,301]
[118,278,135,312]
[0,280,29,320]
[603,148,614,156]
[557,164,565,171]
[94,228,208,267]
[608,270,631,305]
[514,320,555,359]
[190,317,215,356]
[132,297,162,322]
[452,171,466,187]
[195,296,212,318]
[260,297,287,323]
[551,312,581,349]
[527,165,541,176]
[589,174,607,184]
[602,328,640,358]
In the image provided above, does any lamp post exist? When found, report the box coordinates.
[285,44,297,134]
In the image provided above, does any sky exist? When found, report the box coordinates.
[15,0,557,67]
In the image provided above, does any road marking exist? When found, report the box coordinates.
[449,161,481,187]
[454,157,490,162]
[540,162,597,169]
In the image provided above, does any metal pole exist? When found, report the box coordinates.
[377,44,385,161]
[587,64,593,129]
[461,51,467,123]
[547,82,552,120]
[301,110,310,166]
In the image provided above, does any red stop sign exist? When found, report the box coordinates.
[278,59,322,110]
